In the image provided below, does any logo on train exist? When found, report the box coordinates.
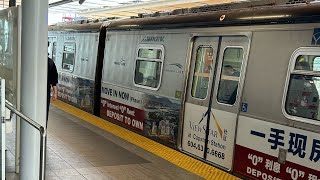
[198,110,224,139]
[141,36,165,43]
[312,28,320,45]
[114,58,126,66]
[164,63,184,74]
[65,36,76,41]
[169,63,183,69]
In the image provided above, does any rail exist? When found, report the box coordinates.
[5,102,46,180]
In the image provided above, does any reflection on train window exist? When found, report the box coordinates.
[295,55,319,71]
[138,48,162,59]
[135,60,161,88]
[217,47,244,105]
[312,57,320,71]
[286,55,320,120]
[191,46,213,99]
[52,42,57,62]
[62,43,75,71]
[134,46,163,89]
[0,20,10,64]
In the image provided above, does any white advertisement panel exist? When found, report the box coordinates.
[182,102,237,170]
[234,116,320,180]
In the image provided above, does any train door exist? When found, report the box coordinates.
[181,35,249,170]
[57,35,77,106]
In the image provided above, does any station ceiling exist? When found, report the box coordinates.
[0,0,240,19]
[48,0,239,19]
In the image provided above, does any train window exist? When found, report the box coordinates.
[313,57,320,71]
[191,46,214,99]
[134,45,164,90]
[285,54,320,121]
[217,47,244,105]
[52,42,57,62]
[62,43,75,72]
[138,48,162,59]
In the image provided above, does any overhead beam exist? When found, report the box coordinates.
[79,0,209,17]
[49,0,75,8]
[80,0,239,18]
[83,0,239,19]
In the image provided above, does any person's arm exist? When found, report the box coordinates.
[52,86,58,100]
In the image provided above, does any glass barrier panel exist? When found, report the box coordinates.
[0,78,5,179]
[0,8,19,107]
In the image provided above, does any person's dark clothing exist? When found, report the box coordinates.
[48,58,58,92]
[47,57,58,122]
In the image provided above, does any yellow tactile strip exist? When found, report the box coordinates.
[52,100,240,180]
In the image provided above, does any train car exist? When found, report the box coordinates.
[49,1,320,179]
[48,23,101,113]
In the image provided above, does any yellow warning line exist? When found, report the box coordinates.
[52,100,240,180]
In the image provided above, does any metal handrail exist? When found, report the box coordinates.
[5,102,46,180]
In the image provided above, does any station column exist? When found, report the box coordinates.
[20,0,48,179]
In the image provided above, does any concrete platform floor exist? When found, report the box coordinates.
[5,105,203,180]
[46,106,203,180]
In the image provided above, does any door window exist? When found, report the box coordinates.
[191,46,214,99]
[62,43,75,72]
[52,42,57,62]
[217,47,244,105]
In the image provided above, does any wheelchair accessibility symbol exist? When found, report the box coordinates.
[241,103,248,112]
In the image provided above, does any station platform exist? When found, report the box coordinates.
[7,100,240,180]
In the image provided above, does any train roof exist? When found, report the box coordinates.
[48,22,102,31]
[48,0,320,32]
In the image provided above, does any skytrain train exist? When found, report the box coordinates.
[48,1,320,179]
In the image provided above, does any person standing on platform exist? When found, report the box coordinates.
[47,42,58,126]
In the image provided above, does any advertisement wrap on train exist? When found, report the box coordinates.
[57,73,95,113]
[234,117,320,180]
[100,84,181,147]
[182,104,237,170]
